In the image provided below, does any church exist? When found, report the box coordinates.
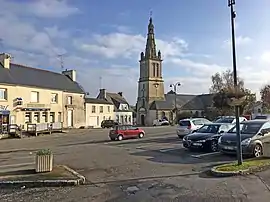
[136,17,214,126]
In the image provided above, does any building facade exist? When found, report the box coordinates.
[0,53,85,132]
[85,98,114,128]
[97,89,133,125]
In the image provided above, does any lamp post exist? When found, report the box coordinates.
[170,82,181,124]
[228,0,242,165]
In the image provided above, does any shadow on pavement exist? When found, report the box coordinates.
[59,139,111,147]
[0,169,35,177]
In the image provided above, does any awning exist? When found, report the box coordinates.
[0,110,10,115]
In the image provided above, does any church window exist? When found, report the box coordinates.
[152,63,156,77]
[156,63,159,77]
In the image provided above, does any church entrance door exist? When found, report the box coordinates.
[141,115,145,126]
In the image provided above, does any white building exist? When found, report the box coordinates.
[97,89,133,125]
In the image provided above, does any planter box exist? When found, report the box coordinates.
[35,154,53,173]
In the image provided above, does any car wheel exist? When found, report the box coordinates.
[117,135,123,141]
[253,144,263,157]
[138,133,144,138]
[210,140,218,152]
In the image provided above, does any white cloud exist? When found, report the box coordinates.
[223,36,252,47]
[261,51,270,63]
[74,33,188,59]
[44,26,69,39]
[0,0,79,18]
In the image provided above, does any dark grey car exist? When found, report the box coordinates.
[182,123,234,152]
[218,120,270,157]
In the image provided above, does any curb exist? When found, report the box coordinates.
[210,166,249,177]
[0,165,86,189]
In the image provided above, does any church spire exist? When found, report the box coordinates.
[144,16,158,59]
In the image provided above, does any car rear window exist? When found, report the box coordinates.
[255,116,267,119]
[179,121,191,126]
[215,118,234,123]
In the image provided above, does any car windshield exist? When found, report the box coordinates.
[215,118,234,123]
[196,124,220,133]
[228,122,263,134]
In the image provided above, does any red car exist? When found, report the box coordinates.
[109,125,145,141]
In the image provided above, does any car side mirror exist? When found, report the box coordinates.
[258,132,264,136]
[219,130,224,134]
[192,130,197,133]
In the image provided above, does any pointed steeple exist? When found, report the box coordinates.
[145,17,158,59]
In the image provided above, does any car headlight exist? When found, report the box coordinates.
[241,138,251,146]
[197,140,206,143]
[218,136,222,144]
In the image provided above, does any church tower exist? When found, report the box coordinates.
[136,17,165,126]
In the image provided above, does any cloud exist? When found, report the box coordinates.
[223,36,252,47]
[44,26,70,39]
[261,51,270,64]
[74,32,188,60]
[0,0,80,18]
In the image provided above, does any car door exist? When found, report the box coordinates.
[128,126,139,137]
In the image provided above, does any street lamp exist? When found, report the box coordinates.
[228,0,242,165]
[170,82,181,124]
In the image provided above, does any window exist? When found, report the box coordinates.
[152,63,156,77]
[92,106,96,113]
[103,116,105,120]
[156,63,159,77]
[33,112,40,123]
[0,88,7,100]
[125,115,128,123]
[116,115,119,122]
[67,96,72,105]
[31,91,39,103]
[51,93,58,103]
[58,112,61,122]
[107,106,110,113]
[50,112,55,123]
[42,112,48,122]
[109,116,111,120]
[129,116,132,123]
[100,106,103,113]
[25,112,31,123]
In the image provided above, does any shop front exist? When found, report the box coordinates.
[0,105,10,134]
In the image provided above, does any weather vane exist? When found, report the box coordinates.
[150,10,153,18]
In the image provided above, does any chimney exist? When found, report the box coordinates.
[62,69,76,82]
[0,53,11,69]
[99,89,106,99]
[118,92,123,97]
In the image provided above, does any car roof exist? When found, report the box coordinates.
[204,123,233,126]
[180,118,206,121]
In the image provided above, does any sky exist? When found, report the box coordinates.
[0,0,269,105]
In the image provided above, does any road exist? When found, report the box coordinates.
[1,126,270,201]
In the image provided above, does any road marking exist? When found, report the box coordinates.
[159,148,178,153]
[0,162,34,168]
[191,152,220,158]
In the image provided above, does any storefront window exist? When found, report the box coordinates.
[42,112,48,122]
[50,112,55,123]
[33,112,40,123]
[58,112,61,122]
[25,112,31,123]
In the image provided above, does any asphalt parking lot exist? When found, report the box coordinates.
[1,126,270,201]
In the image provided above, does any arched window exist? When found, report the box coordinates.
[152,63,156,77]
[156,63,159,77]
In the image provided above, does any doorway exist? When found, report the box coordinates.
[67,110,73,127]
[141,114,145,126]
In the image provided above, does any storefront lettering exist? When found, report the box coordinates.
[0,105,8,111]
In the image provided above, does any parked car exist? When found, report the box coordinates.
[253,115,270,120]
[109,125,145,141]
[214,116,247,124]
[153,119,170,126]
[218,120,270,157]
[101,120,118,128]
[183,123,234,152]
[176,118,212,138]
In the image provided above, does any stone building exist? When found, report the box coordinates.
[136,18,213,126]
[0,53,85,131]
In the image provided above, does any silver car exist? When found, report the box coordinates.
[176,118,212,138]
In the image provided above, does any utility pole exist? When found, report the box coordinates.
[228,0,242,165]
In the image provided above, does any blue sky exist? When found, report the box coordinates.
[0,0,269,104]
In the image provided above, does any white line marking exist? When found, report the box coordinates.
[191,152,220,158]
[0,162,34,168]
[159,148,178,153]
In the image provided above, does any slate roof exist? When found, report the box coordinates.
[97,91,129,110]
[85,98,113,105]
[0,63,84,94]
[149,93,214,111]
